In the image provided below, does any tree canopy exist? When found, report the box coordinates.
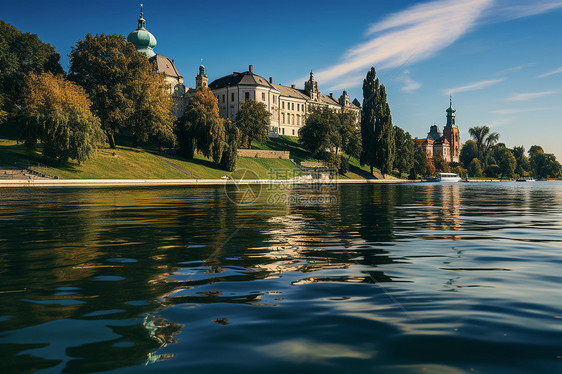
[393,126,414,175]
[68,33,160,148]
[468,125,499,165]
[0,21,64,123]
[299,106,341,160]
[235,99,271,148]
[20,72,104,163]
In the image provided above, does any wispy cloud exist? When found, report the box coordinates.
[314,0,493,85]
[443,79,504,95]
[537,67,562,78]
[308,0,562,89]
[495,63,536,75]
[400,70,422,93]
[504,91,557,101]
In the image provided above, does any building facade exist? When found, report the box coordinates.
[416,99,460,163]
[209,66,361,137]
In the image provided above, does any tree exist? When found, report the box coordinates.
[467,158,483,177]
[69,33,156,148]
[220,119,239,172]
[434,157,450,173]
[512,146,531,177]
[0,21,64,125]
[529,145,561,179]
[20,72,104,163]
[235,99,271,148]
[338,111,360,158]
[413,141,432,178]
[468,125,499,165]
[360,67,395,176]
[299,106,340,160]
[129,72,176,149]
[460,140,478,168]
[393,126,414,175]
[498,149,516,179]
[484,164,501,178]
[176,88,226,164]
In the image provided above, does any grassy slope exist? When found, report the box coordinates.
[0,124,299,180]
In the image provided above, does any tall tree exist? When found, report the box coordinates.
[498,148,516,179]
[20,72,104,163]
[460,140,478,168]
[299,106,341,160]
[235,99,271,148]
[393,126,414,175]
[176,87,226,164]
[0,21,64,124]
[360,67,378,174]
[360,67,394,176]
[69,33,154,148]
[337,111,359,157]
[529,145,561,179]
[221,119,239,172]
[468,125,499,165]
[512,146,531,176]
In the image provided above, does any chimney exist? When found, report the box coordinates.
[291,84,295,88]
[329,93,333,98]
[269,77,273,83]
[249,65,253,73]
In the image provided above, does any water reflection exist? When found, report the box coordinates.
[0,183,561,372]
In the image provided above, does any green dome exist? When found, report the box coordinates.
[127,9,156,57]
[446,96,456,115]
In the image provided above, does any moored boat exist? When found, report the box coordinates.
[516,177,536,182]
[428,172,461,182]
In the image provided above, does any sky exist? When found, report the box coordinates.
[2,0,562,159]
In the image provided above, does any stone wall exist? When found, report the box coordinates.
[237,149,290,159]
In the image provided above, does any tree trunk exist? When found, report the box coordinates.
[107,132,116,149]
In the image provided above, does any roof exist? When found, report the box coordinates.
[152,54,182,79]
[209,71,274,90]
[270,84,309,100]
[318,93,340,106]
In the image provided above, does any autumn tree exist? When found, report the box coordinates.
[69,33,158,148]
[20,72,104,163]
[176,88,226,164]
[235,99,271,148]
[0,21,64,125]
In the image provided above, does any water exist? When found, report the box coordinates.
[1,183,561,373]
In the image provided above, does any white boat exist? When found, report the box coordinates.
[428,172,461,182]
[516,177,536,182]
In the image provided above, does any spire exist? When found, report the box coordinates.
[309,70,314,81]
[137,4,146,29]
[450,95,452,108]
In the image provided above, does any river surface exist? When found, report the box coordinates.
[1,182,561,373]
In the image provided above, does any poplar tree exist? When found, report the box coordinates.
[360,67,378,174]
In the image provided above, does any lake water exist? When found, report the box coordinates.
[1,182,561,373]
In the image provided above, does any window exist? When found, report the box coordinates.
[282,128,285,135]
[297,104,300,111]
[262,92,266,101]
[282,113,285,123]
[282,102,285,109]
[292,129,295,136]
[231,93,234,102]
[292,103,294,111]
[245,92,249,100]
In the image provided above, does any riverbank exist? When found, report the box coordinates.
[0,178,417,187]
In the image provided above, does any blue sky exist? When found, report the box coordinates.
[3,0,562,159]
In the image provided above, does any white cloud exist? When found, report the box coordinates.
[504,91,557,101]
[537,67,562,78]
[400,70,422,93]
[306,0,562,89]
[443,79,504,95]
[314,0,494,85]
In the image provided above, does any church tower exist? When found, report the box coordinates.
[304,71,319,101]
[442,96,460,163]
[196,64,208,89]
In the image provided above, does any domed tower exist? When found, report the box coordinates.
[443,96,460,163]
[127,5,157,57]
[304,71,319,101]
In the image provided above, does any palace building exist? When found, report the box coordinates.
[209,67,360,137]
[416,98,460,163]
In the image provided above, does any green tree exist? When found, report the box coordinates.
[413,141,432,178]
[460,140,478,168]
[498,148,516,179]
[0,21,64,125]
[467,158,483,177]
[235,99,271,148]
[337,111,360,157]
[434,157,450,173]
[529,145,561,179]
[299,107,341,160]
[221,119,239,172]
[468,125,499,165]
[176,87,225,163]
[360,67,395,176]
[393,126,414,175]
[20,72,104,163]
[69,33,155,148]
[512,146,531,176]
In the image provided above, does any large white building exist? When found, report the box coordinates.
[209,66,361,137]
